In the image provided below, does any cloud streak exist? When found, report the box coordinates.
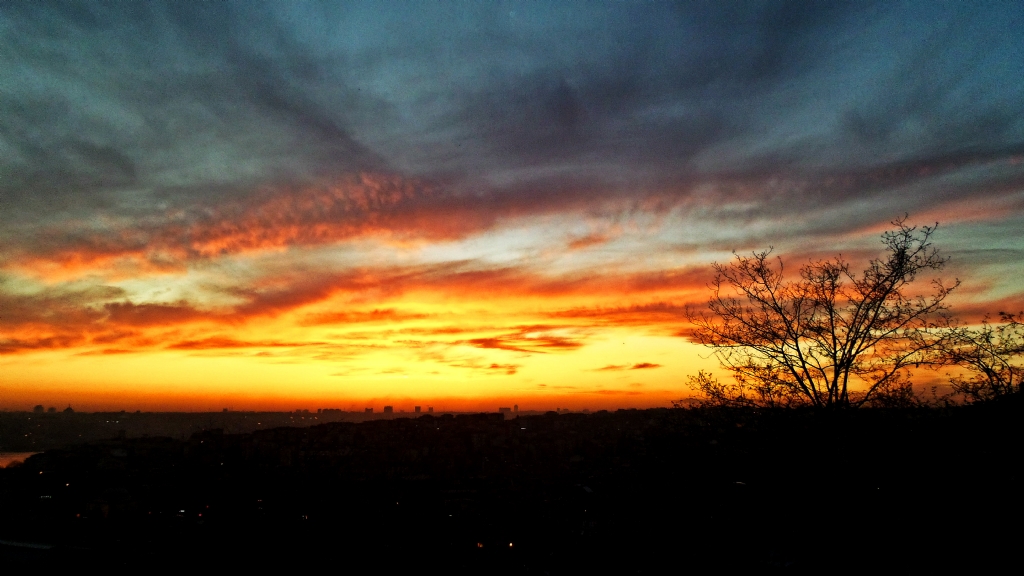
[2,2,1023,410]
[2,3,1022,273]
[594,363,662,372]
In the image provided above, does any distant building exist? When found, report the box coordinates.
[383,406,394,414]
[414,406,421,413]
[365,408,373,413]
[514,404,518,412]
[499,407,512,414]
[428,407,434,413]
[63,406,74,413]
[33,405,44,413]
[47,407,56,413]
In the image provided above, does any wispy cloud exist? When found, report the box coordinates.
[166,337,326,351]
[594,363,662,372]
[2,2,1022,409]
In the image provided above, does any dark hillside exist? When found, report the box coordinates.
[1,403,1021,572]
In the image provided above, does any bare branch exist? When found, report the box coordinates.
[685,218,957,409]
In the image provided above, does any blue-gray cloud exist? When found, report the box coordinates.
[1,0,1023,259]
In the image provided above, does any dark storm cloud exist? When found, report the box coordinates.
[1,1,1022,263]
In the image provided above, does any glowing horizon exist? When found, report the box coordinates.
[2,3,1023,412]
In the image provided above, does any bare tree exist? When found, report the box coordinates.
[686,218,958,408]
[943,312,1024,403]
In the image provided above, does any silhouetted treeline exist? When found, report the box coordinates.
[1,403,1021,572]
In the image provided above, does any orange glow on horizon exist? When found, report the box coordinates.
[4,188,1020,412]
[0,321,717,412]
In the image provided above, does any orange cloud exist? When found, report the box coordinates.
[166,337,327,350]
[76,348,136,356]
[103,301,213,327]
[0,259,718,359]
[945,295,1024,325]
[7,173,642,278]
[445,360,522,375]
[0,335,87,354]
[458,325,586,354]
[549,302,696,325]
[594,362,662,371]
[301,308,431,326]
[567,232,612,250]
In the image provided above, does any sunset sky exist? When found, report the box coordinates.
[2,2,1023,412]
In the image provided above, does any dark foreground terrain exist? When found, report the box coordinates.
[1,401,1021,572]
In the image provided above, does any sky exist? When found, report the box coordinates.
[2,1,1023,412]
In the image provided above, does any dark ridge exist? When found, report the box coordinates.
[1,402,1021,571]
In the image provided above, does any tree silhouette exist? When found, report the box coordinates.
[943,312,1023,402]
[686,218,958,408]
